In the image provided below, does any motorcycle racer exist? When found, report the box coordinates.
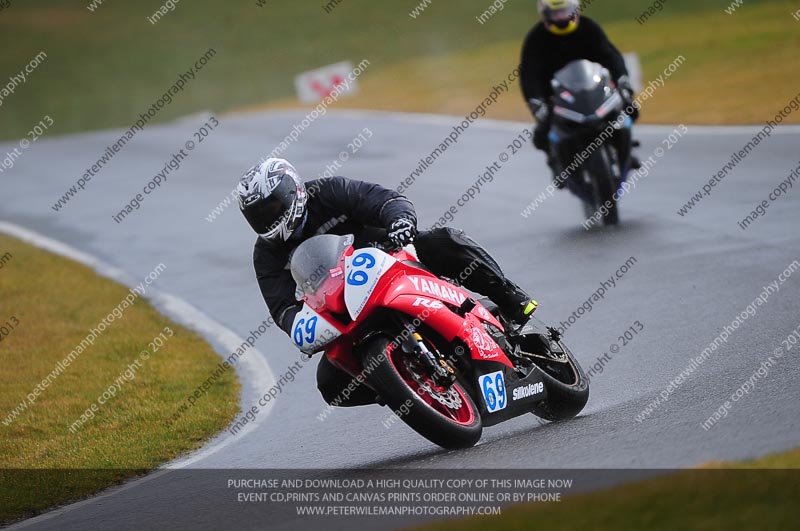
[237,158,538,406]
[520,0,639,186]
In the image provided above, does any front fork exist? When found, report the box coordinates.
[394,316,456,387]
[551,117,634,183]
[614,124,634,180]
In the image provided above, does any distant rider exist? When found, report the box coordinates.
[520,0,639,186]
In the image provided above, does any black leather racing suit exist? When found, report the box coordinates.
[519,16,632,153]
[252,176,531,406]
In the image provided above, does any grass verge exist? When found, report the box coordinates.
[415,448,800,531]
[0,233,239,524]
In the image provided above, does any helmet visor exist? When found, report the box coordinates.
[242,176,298,238]
[545,7,577,27]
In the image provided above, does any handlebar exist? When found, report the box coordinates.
[366,240,393,253]
[366,237,416,255]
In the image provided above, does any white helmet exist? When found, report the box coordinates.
[237,158,307,241]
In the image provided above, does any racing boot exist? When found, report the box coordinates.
[503,299,539,328]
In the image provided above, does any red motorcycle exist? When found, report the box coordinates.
[290,234,589,449]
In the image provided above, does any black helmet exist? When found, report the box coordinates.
[237,158,307,241]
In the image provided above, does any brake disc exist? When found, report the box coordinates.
[405,360,463,410]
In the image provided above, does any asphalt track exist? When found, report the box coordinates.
[2,110,800,530]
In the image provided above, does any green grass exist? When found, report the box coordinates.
[415,448,800,531]
[0,234,240,524]
[0,0,794,141]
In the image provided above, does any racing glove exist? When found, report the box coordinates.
[617,76,634,103]
[527,98,549,123]
[616,76,639,121]
[385,218,417,251]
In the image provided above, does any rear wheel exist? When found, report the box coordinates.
[479,299,589,422]
[522,324,589,421]
[360,335,482,449]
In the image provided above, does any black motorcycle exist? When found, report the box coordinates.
[545,60,636,225]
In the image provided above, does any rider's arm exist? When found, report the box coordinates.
[583,18,628,82]
[319,176,417,229]
[519,26,548,105]
[253,238,302,335]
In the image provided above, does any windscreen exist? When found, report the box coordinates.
[290,234,353,297]
[553,60,607,92]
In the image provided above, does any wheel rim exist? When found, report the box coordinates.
[520,319,582,387]
[535,341,581,386]
[387,345,476,426]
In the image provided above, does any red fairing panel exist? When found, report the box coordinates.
[461,315,514,368]
[380,293,465,340]
[324,341,363,379]
[381,272,504,325]
[380,277,514,369]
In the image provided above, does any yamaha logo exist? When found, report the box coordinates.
[512,382,544,401]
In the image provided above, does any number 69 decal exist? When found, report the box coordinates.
[293,316,318,347]
[347,252,376,286]
[344,248,395,320]
[291,305,342,353]
[478,370,507,413]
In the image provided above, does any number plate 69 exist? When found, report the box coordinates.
[478,370,507,413]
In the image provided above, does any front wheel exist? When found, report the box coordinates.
[585,148,619,226]
[360,335,482,449]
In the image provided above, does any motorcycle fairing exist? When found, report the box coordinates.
[291,303,343,354]
[461,315,513,368]
[343,247,397,320]
[382,274,504,327]
[380,276,514,369]
[472,363,549,427]
[317,249,515,376]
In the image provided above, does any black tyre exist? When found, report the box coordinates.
[480,298,589,421]
[360,335,482,449]
[585,148,619,226]
[527,330,590,422]
[477,299,589,422]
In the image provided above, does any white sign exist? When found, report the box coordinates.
[294,61,358,104]
[623,53,643,93]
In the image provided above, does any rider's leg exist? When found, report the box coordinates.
[414,228,537,326]
[316,355,377,406]
[534,114,564,189]
[613,125,640,173]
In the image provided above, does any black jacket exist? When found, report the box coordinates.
[520,16,628,102]
[253,176,416,334]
